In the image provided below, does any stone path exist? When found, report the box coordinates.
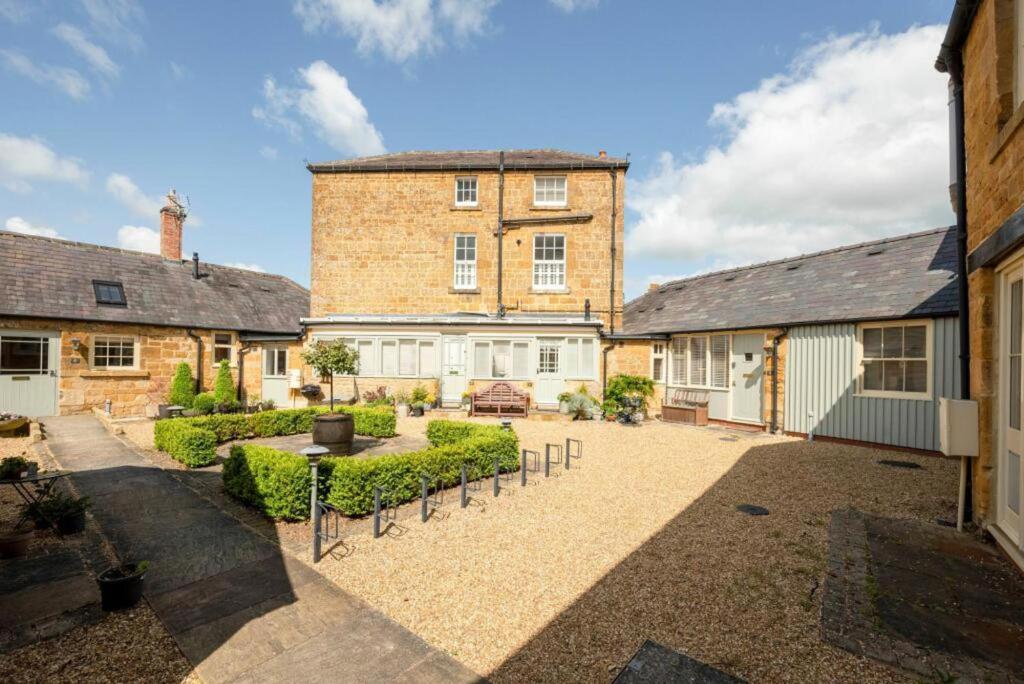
[40,416,478,683]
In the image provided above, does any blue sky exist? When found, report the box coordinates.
[1,1,955,299]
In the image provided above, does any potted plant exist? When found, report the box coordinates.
[410,384,429,414]
[301,340,359,455]
[23,493,91,534]
[557,391,573,414]
[0,411,30,438]
[395,390,410,418]
[410,401,425,417]
[97,560,149,611]
[0,455,30,480]
[605,375,656,421]
[424,392,437,412]
[566,393,597,421]
[0,525,33,558]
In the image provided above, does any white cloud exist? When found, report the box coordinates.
[52,23,120,79]
[5,216,62,239]
[0,0,33,23]
[254,61,385,156]
[105,173,163,218]
[169,61,187,80]
[0,133,89,193]
[80,0,145,51]
[224,262,266,273]
[629,25,954,270]
[259,145,279,160]
[1,50,90,99]
[293,0,496,63]
[116,224,159,253]
[549,0,599,12]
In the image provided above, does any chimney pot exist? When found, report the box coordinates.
[598,150,607,158]
[159,189,186,261]
[648,283,660,292]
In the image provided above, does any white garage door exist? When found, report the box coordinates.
[0,332,59,417]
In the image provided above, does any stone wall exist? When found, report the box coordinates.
[962,0,1024,520]
[309,168,625,329]
[0,317,303,417]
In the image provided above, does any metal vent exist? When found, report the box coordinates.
[723,275,736,282]
[867,248,885,256]
[786,264,800,271]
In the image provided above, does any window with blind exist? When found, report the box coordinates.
[564,338,595,379]
[471,339,530,379]
[858,322,931,398]
[321,336,438,378]
[671,338,688,385]
[710,335,729,388]
[669,334,730,389]
[689,336,707,386]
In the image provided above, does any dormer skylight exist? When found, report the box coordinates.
[93,280,126,306]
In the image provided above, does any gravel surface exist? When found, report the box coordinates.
[308,417,958,683]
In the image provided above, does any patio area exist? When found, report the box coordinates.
[300,416,966,682]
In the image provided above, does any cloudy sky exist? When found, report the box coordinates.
[0,1,954,297]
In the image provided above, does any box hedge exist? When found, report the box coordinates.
[153,421,217,467]
[221,419,518,519]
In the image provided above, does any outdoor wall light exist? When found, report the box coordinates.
[70,337,82,352]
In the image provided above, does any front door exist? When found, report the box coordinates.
[261,344,290,408]
[730,333,763,424]
[442,336,467,406]
[999,266,1023,548]
[0,331,59,417]
[535,338,563,406]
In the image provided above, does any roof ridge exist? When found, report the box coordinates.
[649,226,954,294]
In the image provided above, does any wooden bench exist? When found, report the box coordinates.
[662,388,710,426]
[470,382,530,418]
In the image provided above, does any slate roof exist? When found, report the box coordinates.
[621,227,960,336]
[307,149,629,173]
[0,231,309,334]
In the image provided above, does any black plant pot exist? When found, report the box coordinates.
[97,563,147,611]
[57,510,86,535]
[312,413,354,455]
[411,406,424,417]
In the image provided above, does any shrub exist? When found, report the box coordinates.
[324,420,518,515]
[213,360,235,405]
[567,393,598,420]
[250,407,317,437]
[410,384,429,404]
[168,362,195,408]
[337,405,396,438]
[605,374,656,412]
[154,421,217,467]
[183,413,252,441]
[362,386,392,407]
[222,445,312,520]
[193,392,215,415]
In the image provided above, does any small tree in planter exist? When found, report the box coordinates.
[213,360,238,412]
[301,340,359,454]
[168,362,195,409]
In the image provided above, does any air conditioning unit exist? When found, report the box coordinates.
[939,397,978,457]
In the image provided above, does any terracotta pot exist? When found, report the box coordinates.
[313,413,355,455]
[0,528,33,558]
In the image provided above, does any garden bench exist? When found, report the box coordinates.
[662,388,710,426]
[470,382,529,418]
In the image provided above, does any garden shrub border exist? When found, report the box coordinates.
[223,420,519,519]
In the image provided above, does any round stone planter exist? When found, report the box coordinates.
[0,528,33,558]
[312,413,354,455]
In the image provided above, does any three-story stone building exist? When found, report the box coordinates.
[303,150,627,408]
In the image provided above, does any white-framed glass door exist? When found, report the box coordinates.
[441,336,467,406]
[0,331,59,417]
[535,338,563,405]
[999,262,1024,547]
[261,344,290,408]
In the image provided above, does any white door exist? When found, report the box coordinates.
[0,332,59,417]
[261,345,290,408]
[442,336,467,406]
[999,267,1023,547]
[730,334,763,424]
[535,338,563,406]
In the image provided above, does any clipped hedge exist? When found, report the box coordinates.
[221,419,519,519]
[223,445,312,520]
[324,420,519,515]
[154,421,217,467]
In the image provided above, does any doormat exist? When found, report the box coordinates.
[877,459,921,469]
[613,640,746,683]
[821,508,1024,682]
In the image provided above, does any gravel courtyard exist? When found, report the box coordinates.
[311,416,959,683]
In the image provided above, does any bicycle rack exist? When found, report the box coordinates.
[420,474,444,523]
[372,486,398,539]
[566,438,583,465]
[313,500,342,563]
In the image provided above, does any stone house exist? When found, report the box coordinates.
[936,0,1024,569]
[609,227,961,451]
[0,193,309,418]
[303,150,626,407]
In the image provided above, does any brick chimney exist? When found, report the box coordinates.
[159,189,186,261]
[648,282,660,292]
[598,150,607,158]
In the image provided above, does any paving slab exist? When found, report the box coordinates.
[613,640,746,683]
[40,415,476,683]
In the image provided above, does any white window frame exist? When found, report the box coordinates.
[668,334,730,390]
[212,332,235,367]
[533,233,566,291]
[855,320,933,400]
[470,338,531,380]
[453,234,477,290]
[91,335,139,370]
[455,176,478,207]
[263,346,287,377]
[651,342,666,383]
[563,337,596,380]
[533,175,567,207]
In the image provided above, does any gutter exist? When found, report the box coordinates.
[935,0,981,73]
[186,330,203,394]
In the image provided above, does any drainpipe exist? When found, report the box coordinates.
[496,151,506,318]
[601,343,615,398]
[948,51,973,521]
[237,343,253,403]
[187,330,203,394]
[770,328,788,434]
[609,169,617,334]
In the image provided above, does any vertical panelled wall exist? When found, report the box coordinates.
[783,318,959,451]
